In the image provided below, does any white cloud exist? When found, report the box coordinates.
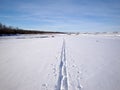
[0,0,120,32]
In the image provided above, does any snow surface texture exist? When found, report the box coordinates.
[0,34,120,90]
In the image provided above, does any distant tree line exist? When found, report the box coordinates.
[0,23,65,35]
[0,23,23,35]
[0,23,19,30]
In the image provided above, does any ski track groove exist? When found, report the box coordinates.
[56,39,68,90]
[56,39,82,90]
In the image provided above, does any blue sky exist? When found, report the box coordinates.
[0,0,120,32]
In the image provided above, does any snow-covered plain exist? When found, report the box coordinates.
[0,34,120,90]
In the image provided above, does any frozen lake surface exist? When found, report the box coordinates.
[0,34,120,90]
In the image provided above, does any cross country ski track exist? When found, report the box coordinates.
[56,39,82,90]
[56,39,68,90]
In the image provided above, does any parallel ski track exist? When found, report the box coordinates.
[56,39,68,90]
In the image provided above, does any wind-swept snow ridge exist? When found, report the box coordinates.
[56,39,68,90]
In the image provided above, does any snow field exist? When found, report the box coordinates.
[0,34,120,90]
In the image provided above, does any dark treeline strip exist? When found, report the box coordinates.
[0,29,65,34]
[0,23,66,35]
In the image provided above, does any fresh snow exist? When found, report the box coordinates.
[0,34,120,90]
